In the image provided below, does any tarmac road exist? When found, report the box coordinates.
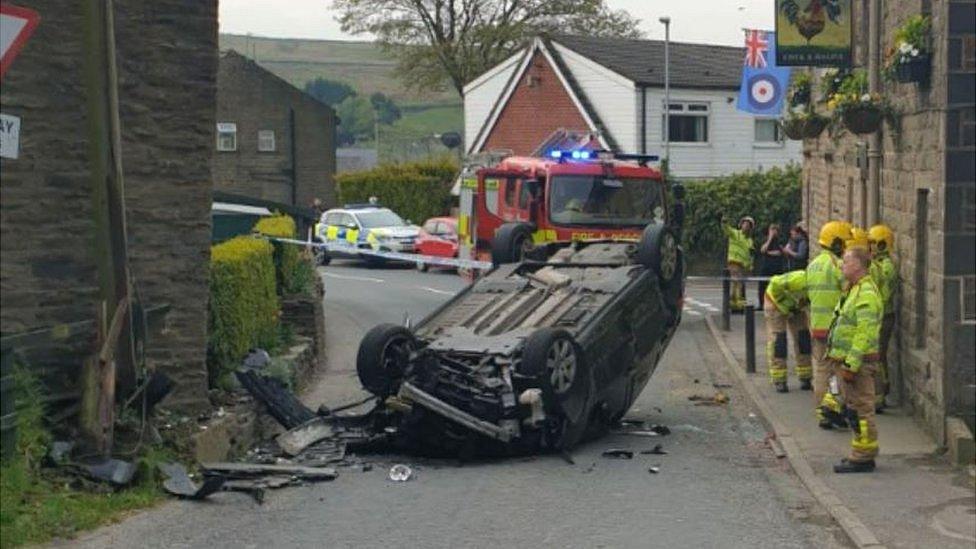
[69,266,850,549]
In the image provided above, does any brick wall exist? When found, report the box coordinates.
[0,0,217,410]
[482,50,591,155]
[802,0,976,439]
[214,51,337,209]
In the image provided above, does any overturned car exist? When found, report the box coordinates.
[355,223,685,454]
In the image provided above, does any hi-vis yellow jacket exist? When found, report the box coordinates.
[724,226,754,270]
[765,270,808,315]
[806,250,844,338]
[827,275,883,372]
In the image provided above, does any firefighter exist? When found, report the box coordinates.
[724,216,755,312]
[827,247,883,473]
[807,220,852,429]
[848,226,870,250]
[868,224,897,411]
[763,269,813,393]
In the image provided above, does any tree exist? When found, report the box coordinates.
[370,92,402,125]
[332,0,643,95]
[304,77,357,106]
[336,96,376,145]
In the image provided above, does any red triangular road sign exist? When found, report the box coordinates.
[0,3,40,79]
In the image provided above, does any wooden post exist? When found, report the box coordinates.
[80,0,136,455]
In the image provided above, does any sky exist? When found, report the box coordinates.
[218,0,775,47]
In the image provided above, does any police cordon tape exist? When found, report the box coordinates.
[258,235,495,271]
[686,275,775,282]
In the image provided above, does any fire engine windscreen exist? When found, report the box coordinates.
[549,175,665,226]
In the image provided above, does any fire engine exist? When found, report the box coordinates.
[456,149,684,270]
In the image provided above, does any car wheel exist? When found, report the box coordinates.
[521,328,591,430]
[313,242,331,266]
[491,223,534,265]
[637,223,678,283]
[356,323,416,397]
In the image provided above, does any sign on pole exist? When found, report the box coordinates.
[0,113,20,159]
[775,0,852,66]
[0,3,41,79]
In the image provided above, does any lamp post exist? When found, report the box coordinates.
[659,16,671,172]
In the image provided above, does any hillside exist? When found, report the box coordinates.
[219,34,462,163]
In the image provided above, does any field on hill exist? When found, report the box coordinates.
[219,34,462,163]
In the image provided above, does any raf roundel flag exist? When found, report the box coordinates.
[737,30,791,116]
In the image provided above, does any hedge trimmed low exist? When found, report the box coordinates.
[253,215,312,295]
[336,158,457,224]
[208,236,279,383]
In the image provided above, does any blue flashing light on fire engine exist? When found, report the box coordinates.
[549,149,592,160]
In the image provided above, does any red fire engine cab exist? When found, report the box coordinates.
[457,149,681,268]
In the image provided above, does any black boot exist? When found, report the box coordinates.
[818,419,834,430]
[799,379,812,391]
[774,381,789,393]
[833,458,875,473]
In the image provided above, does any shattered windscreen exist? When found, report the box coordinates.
[548,175,665,227]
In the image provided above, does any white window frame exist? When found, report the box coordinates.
[216,122,237,152]
[753,118,784,147]
[257,130,276,152]
[662,101,710,146]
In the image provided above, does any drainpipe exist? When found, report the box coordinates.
[867,0,881,225]
[640,86,647,154]
[289,107,297,206]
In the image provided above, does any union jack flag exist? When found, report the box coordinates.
[744,30,769,68]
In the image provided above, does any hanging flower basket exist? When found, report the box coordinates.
[781,117,806,140]
[843,106,883,134]
[781,114,830,140]
[803,114,829,138]
[894,53,931,83]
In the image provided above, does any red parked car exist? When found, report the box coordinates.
[415,217,459,271]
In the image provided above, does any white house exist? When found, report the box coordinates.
[463,34,802,179]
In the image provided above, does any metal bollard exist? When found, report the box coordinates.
[745,305,756,373]
[721,268,731,331]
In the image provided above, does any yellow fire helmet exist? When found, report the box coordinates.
[818,220,853,253]
[868,224,894,253]
[848,226,870,250]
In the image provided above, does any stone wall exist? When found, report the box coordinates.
[214,51,337,209]
[0,0,217,410]
[802,0,976,440]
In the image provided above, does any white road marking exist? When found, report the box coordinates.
[684,310,703,316]
[417,286,455,296]
[322,271,385,283]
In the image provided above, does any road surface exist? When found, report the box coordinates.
[70,262,849,549]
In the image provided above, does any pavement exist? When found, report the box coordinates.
[64,267,856,548]
[705,304,976,549]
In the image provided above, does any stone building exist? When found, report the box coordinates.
[801,1,975,444]
[215,51,337,209]
[0,0,218,410]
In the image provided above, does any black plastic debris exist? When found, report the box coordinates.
[81,458,137,486]
[242,348,271,370]
[601,449,634,459]
[159,462,225,500]
[649,424,671,436]
[200,462,337,482]
[277,417,336,456]
[235,370,315,429]
[640,444,667,455]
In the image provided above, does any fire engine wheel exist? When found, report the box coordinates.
[637,223,679,283]
[491,223,535,265]
[521,328,591,428]
[356,323,416,397]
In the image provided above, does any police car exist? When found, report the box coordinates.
[313,205,420,265]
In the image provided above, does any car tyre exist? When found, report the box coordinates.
[313,241,331,266]
[491,223,534,265]
[521,328,591,446]
[356,323,416,397]
[637,223,679,283]
[416,260,428,272]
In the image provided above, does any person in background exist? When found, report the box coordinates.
[868,224,897,412]
[784,222,810,270]
[758,223,786,306]
[724,216,755,312]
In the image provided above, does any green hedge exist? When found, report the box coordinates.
[252,215,313,295]
[208,236,279,383]
[681,165,802,273]
[336,157,458,224]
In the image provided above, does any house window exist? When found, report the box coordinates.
[216,122,237,152]
[664,102,709,143]
[257,130,276,152]
[754,119,782,143]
